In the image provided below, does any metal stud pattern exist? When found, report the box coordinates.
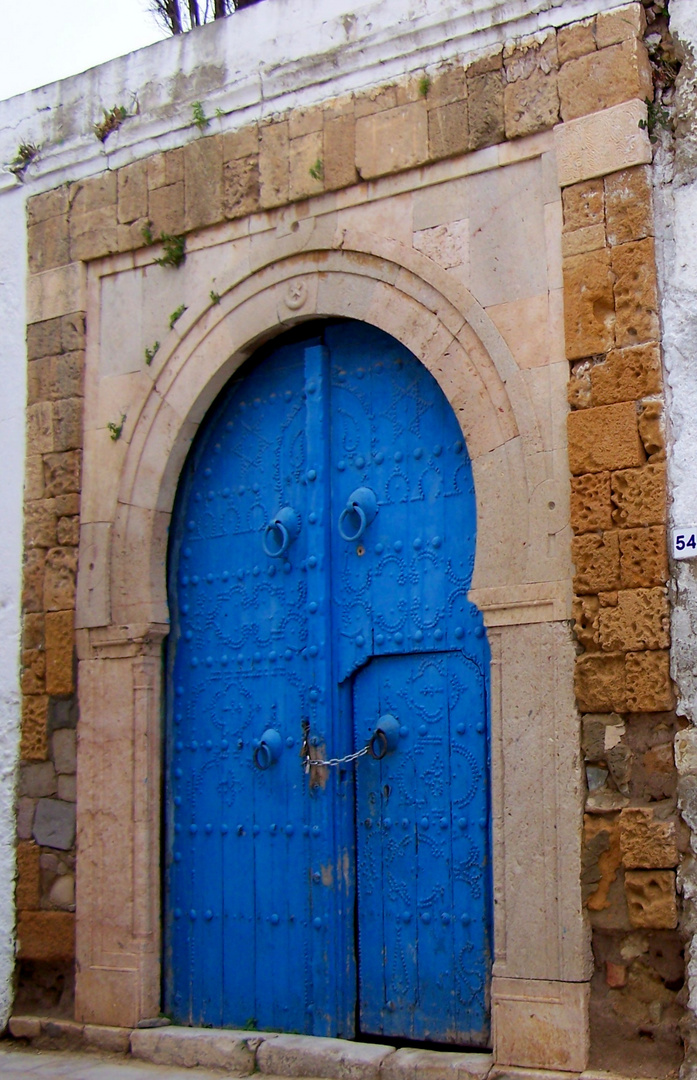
[165,321,491,1045]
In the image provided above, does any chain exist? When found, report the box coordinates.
[304,744,370,772]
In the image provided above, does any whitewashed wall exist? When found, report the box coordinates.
[0,0,638,1029]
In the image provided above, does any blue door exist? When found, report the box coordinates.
[165,321,491,1045]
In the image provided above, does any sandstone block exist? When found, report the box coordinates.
[638,400,664,461]
[23,549,46,613]
[23,613,45,651]
[619,526,668,587]
[289,130,325,201]
[625,869,677,928]
[61,312,86,353]
[16,840,41,910]
[582,813,621,910]
[45,609,75,697]
[27,317,62,361]
[324,115,357,190]
[148,182,185,236]
[52,728,77,775]
[561,224,606,257]
[69,206,120,262]
[427,65,467,107]
[355,102,428,179]
[184,135,223,231]
[57,516,80,546]
[572,531,620,593]
[19,760,56,797]
[259,121,290,208]
[222,156,259,219]
[611,237,659,347]
[573,595,600,651]
[466,49,502,78]
[289,103,324,138]
[598,587,669,652]
[570,471,612,533]
[27,187,69,228]
[595,3,646,48]
[620,807,678,868]
[25,454,44,500]
[117,160,148,224]
[562,249,615,361]
[131,1026,260,1072]
[26,401,55,456]
[589,342,661,407]
[575,652,626,713]
[567,402,644,475]
[605,165,653,246]
[54,493,79,517]
[625,649,674,712]
[557,21,596,65]
[257,1032,395,1079]
[28,216,70,275]
[48,352,84,401]
[467,71,504,149]
[21,697,49,762]
[24,498,57,549]
[44,547,78,612]
[21,649,45,696]
[16,910,75,960]
[52,397,82,453]
[503,31,558,82]
[558,38,653,123]
[428,100,468,160]
[32,797,76,850]
[611,463,666,527]
[222,123,259,161]
[9,1015,42,1038]
[504,70,559,140]
[70,173,117,215]
[555,99,652,189]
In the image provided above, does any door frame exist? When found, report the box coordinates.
[74,237,589,1062]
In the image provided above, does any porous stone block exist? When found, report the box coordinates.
[25,455,44,500]
[21,649,45,696]
[32,797,76,850]
[355,102,428,179]
[51,397,83,452]
[625,649,674,712]
[57,516,79,546]
[45,609,75,697]
[575,652,625,713]
[589,342,661,406]
[52,728,77,775]
[259,120,290,208]
[131,1026,260,1072]
[611,463,666,527]
[568,402,643,475]
[625,869,677,928]
[117,160,148,225]
[570,471,612,533]
[16,910,75,960]
[20,696,49,762]
[23,549,46,614]
[638,399,664,461]
[598,587,669,652]
[492,978,590,1071]
[44,452,82,497]
[561,224,605,256]
[184,135,224,231]
[573,595,600,651]
[428,100,469,160]
[16,840,40,910]
[44,546,78,612]
[605,165,653,245]
[619,526,668,588]
[324,115,358,190]
[504,69,559,139]
[595,2,646,48]
[620,807,678,868]
[24,498,58,549]
[558,39,653,123]
[257,1033,396,1078]
[503,30,558,82]
[467,71,504,149]
[26,402,54,456]
[562,249,615,360]
[23,613,45,651]
[557,20,596,65]
[222,156,259,219]
[611,237,659,347]
[555,99,652,187]
[148,182,185,236]
[572,531,620,594]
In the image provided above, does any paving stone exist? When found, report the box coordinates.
[32,797,76,850]
[258,1034,395,1080]
[130,1026,261,1073]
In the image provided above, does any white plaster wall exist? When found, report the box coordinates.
[0,0,645,1031]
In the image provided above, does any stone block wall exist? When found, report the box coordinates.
[16,0,684,1065]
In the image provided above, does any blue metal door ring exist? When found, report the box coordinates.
[338,487,378,542]
[253,728,283,770]
[262,506,301,558]
[368,714,399,759]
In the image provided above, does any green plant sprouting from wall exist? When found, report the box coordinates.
[169,304,188,330]
[418,73,431,98]
[107,414,127,441]
[192,101,210,131]
[639,97,672,143]
[94,105,129,143]
[309,159,324,182]
[144,341,161,365]
[155,233,186,268]
[9,142,39,179]
[210,290,221,305]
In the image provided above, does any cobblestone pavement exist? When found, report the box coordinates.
[0,1042,264,1079]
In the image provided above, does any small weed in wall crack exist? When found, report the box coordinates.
[107,414,127,441]
[192,101,210,131]
[210,290,221,305]
[94,106,129,143]
[309,159,324,181]
[144,342,160,366]
[418,73,431,98]
[155,233,186,268]
[169,305,187,330]
[9,142,39,179]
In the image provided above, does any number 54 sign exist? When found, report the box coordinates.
[672,527,697,560]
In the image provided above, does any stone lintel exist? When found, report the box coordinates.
[554,99,652,188]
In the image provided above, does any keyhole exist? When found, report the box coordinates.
[383,784,392,799]
[356,545,365,557]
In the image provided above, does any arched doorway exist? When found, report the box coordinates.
[164,320,491,1044]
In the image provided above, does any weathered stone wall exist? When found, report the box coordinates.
[8,0,686,1068]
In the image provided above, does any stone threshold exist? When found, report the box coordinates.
[5,1017,649,1080]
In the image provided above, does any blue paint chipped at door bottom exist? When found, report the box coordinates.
[165,319,492,1046]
